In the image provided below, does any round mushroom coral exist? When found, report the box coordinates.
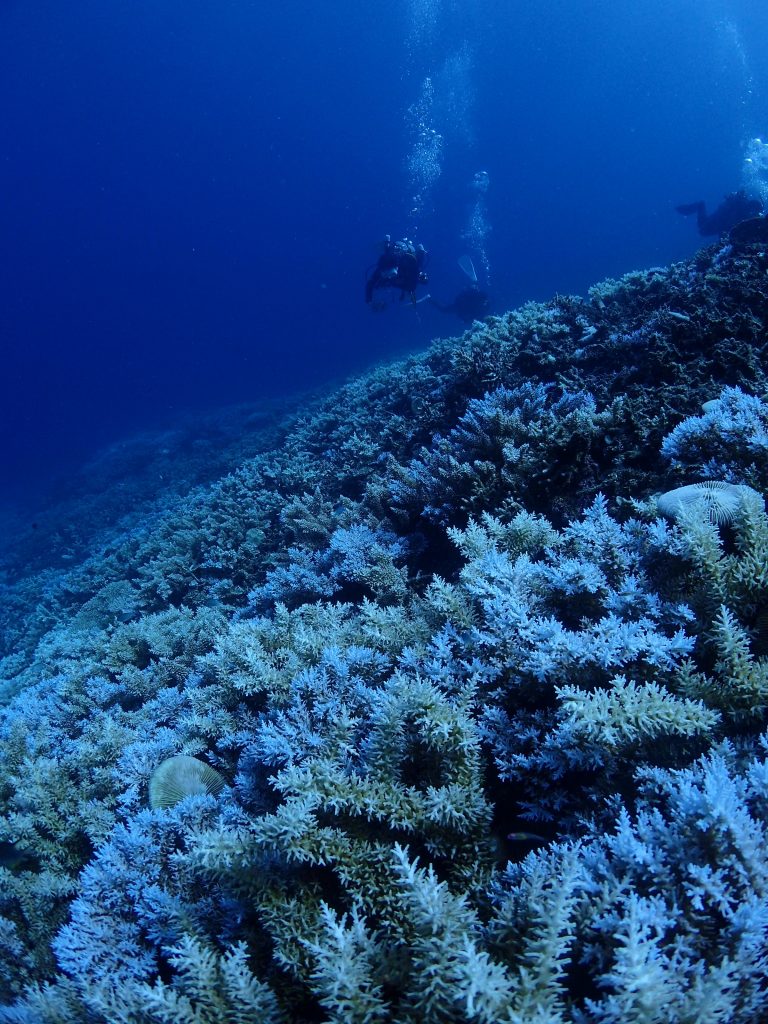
[148,754,226,810]
[656,481,762,525]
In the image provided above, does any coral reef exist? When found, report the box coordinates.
[0,237,768,1021]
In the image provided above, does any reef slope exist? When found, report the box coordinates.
[1,237,767,1022]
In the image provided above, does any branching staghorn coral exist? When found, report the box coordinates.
[646,482,768,729]
[661,385,768,487]
[0,241,767,1019]
[18,738,765,1024]
[388,383,618,528]
[435,496,712,821]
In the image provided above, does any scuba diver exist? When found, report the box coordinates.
[428,255,490,325]
[676,189,763,236]
[365,235,429,308]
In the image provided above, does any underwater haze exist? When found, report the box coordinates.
[1,0,767,506]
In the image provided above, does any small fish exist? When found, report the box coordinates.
[507,831,548,844]
[0,841,37,872]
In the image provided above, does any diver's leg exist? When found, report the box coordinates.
[675,200,705,220]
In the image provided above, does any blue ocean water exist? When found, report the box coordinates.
[1,0,766,509]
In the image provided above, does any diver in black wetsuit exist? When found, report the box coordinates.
[676,189,763,236]
[365,236,429,307]
[427,254,490,324]
[429,285,489,324]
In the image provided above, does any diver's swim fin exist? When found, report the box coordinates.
[458,254,477,283]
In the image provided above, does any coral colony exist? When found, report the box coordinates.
[1,234,768,1021]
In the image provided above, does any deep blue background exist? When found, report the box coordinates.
[1,0,766,507]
